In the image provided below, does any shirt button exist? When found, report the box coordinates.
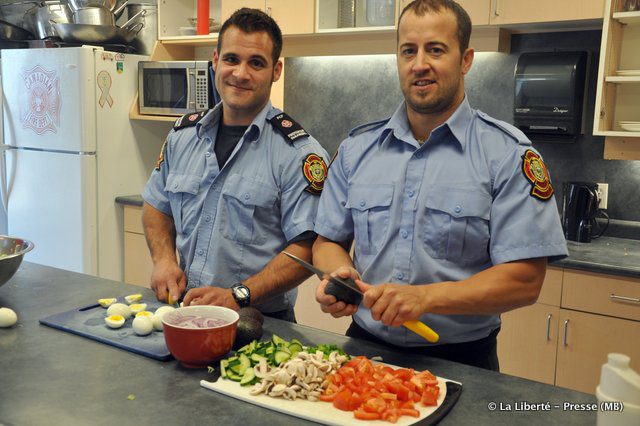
[244,193,251,200]
[173,183,178,189]
[454,205,462,214]
[212,185,217,190]
[359,200,366,207]
[407,190,415,197]
[415,152,423,159]
[197,249,204,256]
[400,229,408,239]
[396,272,404,280]
[205,215,211,222]
[205,152,211,158]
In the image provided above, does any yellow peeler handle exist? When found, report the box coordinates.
[403,320,439,343]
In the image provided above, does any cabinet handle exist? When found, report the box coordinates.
[610,293,640,304]
[563,319,569,346]
[546,314,552,341]
[493,0,500,16]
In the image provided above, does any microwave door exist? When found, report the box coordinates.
[141,66,191,116]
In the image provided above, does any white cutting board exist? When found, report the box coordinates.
[200,365,459,426]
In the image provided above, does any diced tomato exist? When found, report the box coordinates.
[333,388,353,411]
[354,409,382,420]
[421,385,439,406]
[363,397,387,414]
[400,400,415,410]
[399,408,421,418]
[395,383,410,401]
[382,408,400,423]
[380,392,398,400]
[393,368,414,381]
[349,392,363,411]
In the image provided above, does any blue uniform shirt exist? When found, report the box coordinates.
[143,102,329,313]
[315,97,568,346]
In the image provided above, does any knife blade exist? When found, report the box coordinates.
[284,252,439,343]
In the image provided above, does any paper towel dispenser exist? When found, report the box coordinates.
[514,51,588,140]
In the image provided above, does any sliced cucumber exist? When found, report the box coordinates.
[240,368,256,386]
[271,334,287,346]
[274,350,290,365]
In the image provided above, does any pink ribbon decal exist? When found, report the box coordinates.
[97,71,114,108]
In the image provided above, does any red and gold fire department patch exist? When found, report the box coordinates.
[521,149,553,201]
[302,154,327,195]
[155,139,167,171]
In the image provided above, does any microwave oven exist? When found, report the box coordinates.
[138,60,215,116]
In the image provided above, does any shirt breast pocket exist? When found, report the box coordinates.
[221,174,278,245]
[423,190,491,265]
[346,184,394,256]
[164,173,200,235]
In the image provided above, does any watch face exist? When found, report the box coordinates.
[234,286,250,300]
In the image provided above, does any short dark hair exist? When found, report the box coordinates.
[217,8,283,63]
[398,0,472,54]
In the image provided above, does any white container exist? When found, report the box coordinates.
[596,353,640,426]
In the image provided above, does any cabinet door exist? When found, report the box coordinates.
[489,0,605,25]
[267,0,314,34]
[124,232,153,288]
[398,0,490,26]
[556,309,640,394]
[221,0,266,23]
[498,303,559,384]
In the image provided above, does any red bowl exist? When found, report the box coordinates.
[162,306,239,368]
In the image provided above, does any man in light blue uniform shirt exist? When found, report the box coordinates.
[142,9,328,321]
[313,0,567,369]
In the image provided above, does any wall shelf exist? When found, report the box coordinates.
[612,10,640,24]
[605,75,640,82]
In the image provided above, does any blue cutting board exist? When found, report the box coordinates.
[39,300,173,361]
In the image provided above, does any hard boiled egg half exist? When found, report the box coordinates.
[129,303,148,314]
[124,294,142,304]
[107,303,132,319]
[98,298,117,308]
[152,306,175,331]
[105,314,125,329]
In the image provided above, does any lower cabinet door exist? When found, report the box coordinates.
[556,309,640,394]
[498,303,559,385]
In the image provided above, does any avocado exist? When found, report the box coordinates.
[238,307,264,325]
[233,317,263,350]
[325,276,362,305]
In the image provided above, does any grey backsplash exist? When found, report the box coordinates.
[284,30,640,238]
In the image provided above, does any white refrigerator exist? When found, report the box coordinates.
[1,46,171,281]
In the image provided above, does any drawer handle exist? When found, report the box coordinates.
[563,319,569,347]
[610,294,640,304]
[546,314,552,341]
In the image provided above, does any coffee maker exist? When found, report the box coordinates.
[562,182,599,242]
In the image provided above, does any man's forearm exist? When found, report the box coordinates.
[142,202,178,265]
[421,258,547,315]
[242,239,314,306]
[311,235,354,275]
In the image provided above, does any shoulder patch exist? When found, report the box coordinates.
[476,111,531,146]
[348,118,389,137]
[302,153,327,196]
[521,149,554,201]
[155,139,168,171]
[173,111,207,130]
[269,112,309,143]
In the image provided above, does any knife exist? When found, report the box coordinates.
[284,252,439,343]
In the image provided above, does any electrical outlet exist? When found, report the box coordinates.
[597,183,609,209]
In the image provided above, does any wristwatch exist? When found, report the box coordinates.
[230,282,251,308]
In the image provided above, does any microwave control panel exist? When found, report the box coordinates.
[195,69,209,111]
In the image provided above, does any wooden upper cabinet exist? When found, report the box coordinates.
[398,0,490,25]
[222,1,314,35]
[489,0,605,25]
[268,0,315,34]
[221,0,265,22]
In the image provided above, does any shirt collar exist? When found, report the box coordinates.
[381,96,473,150]
[196,101,273,142]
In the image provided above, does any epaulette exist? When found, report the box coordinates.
[348,118,389,137]
[476,111,531,146]
[173,111,208,131]
[268,112,309,143]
